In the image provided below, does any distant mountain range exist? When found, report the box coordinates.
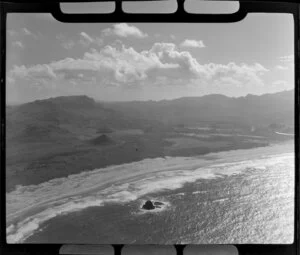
[6,90,294,144]
[5,90,294,191]
[105,89,294,127]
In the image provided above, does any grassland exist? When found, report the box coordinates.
[6,93,294,192]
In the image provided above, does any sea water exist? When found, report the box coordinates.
[6,142,294,244]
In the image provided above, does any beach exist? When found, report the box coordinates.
[6,141,294,243]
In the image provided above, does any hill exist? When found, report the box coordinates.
[89,134,115,146]
[104,90,294,128]
[5,90,294,191]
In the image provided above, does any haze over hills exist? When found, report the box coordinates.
[5,90,294,191]
[7,89,294,140]
[6,95,155,142]
[5,16,295,244]
[105,89,294,127]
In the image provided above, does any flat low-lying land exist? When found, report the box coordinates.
[6,91,294,192]
[5,91,295,244]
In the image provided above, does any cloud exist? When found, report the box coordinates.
[103,23,148,38]
[22,28,32,36]
[9,64,57,84]
[7,42,269,99]
[276,56,294,72]
[22,28,38,39]
[276,65,289,70]
[7,28,37,38]
[79,32,103,47]
[56,34,75,50]
[12,41,24,49]
[80,32,94,44]
[272,80,288,86]
[180,39,205,48]
[148,42,208,78]
[62,41,76,50]
[271,80,292,91]
[56,32,103,49]
[279,54,294,63]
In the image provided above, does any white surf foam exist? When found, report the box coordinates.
[192,191,207,195]
[136,199,171,214]
[275,132,294,136]
[213,198,229,203]
[6,145,294,243]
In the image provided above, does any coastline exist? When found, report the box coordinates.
[6,140,294,243]
[7,140,293,218]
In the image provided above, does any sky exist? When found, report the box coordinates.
[6,4,294,104]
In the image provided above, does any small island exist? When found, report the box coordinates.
[141,200,165,210]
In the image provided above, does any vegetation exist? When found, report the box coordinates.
[6,90,294,192]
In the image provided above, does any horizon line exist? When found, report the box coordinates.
[6,88,294,106]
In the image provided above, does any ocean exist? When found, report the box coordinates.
[6,142,294,244]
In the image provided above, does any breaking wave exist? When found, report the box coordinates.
[6,143,294,243]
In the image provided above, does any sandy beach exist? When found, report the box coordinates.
[6,141,294,243]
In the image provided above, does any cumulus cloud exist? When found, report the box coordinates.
[12,41,24,49]
[8,44,170,86]
[7,42,269,99]
[9,64,57,84]
[103,23,148,38]
[180,39,205,48]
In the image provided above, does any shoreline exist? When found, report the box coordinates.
[6,136,292,193]
[6,141,294,243]
[7,140,294,219]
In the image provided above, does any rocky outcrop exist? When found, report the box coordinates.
[142,200,155,210]
[141,200,165,210]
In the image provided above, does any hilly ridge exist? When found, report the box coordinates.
[104,89,294,127]
[7,90,294,146]
[5,90,294,191]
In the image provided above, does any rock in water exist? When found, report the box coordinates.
[142,200,155,210]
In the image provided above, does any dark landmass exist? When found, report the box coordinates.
[142,200,155,210]
[142,200,165,210]
[105,90,294,127]
[89,134,115,146]
[6,90,294,192]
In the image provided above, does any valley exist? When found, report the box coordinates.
[6,90,294,192]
